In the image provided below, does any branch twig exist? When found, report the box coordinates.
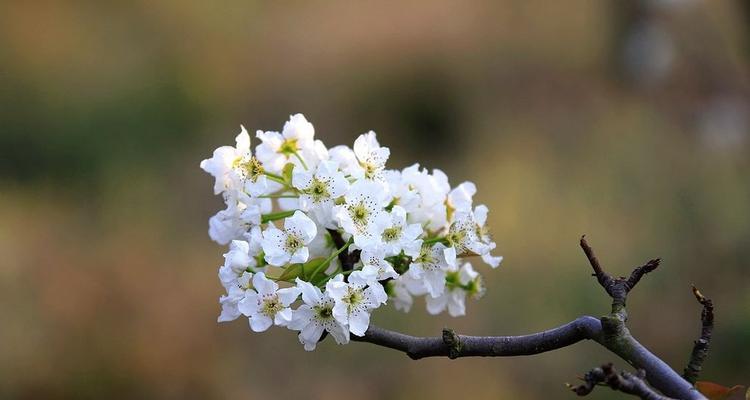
[683,286,714,384]
[568,363,677,400]
[351,237,706,400]
[579,236,660,320]
[327,229,360,272]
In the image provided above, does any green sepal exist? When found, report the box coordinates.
[282,163,295,185]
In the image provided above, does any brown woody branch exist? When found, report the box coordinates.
[683,286,714,384]
[579,235,660,320]
[351,237,707,400]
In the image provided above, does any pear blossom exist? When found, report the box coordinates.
[202,113,504,351]
[360,247,399,280]
[444,211,490,267]
[326,268,387,336]
[384,169,421,212]
[255,114,326,173]
[223,240,253,270]
[380,205,423,257]
[200,126,251,195]
[425,262,484,317]
[261,211,317,266]
[289,278,350,351]
[328,145,359,177]
[238,272,301,332]
[292,160,349,227]
[387,273,428,312]
[218,240,257,289]
[208,207,246,245]
[352,131,390,181]
[217,271,253,322]
[447,181,476,218]
[401,164,450,231]
[408,243,450,297]
[472,205,504,268]
[386,278,414,312]
[200,125,273,198]
[208,197,271,245]
[332,180,390,250]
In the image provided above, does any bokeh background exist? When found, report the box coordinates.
[1,1,749,399]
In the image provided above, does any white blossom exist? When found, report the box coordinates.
[353,131,390,181]
[255,114,325,173]
[326,267,387,336]
[472,205,503,268]
[261,211,318,266]
[238,272,300,332]
[202,114,505,349]
[381,205,423,257]
[444,211,490,267]
[328,145,359,177]
[200,126,251,195]
[408,243,450,298]
[289,278,350,351]
[387,273,428,313]
[332,180,390,250]
[208,206,247,246]
[447,181,476,217]
[425,262,484,317]
[217,271,252,322]
[292,160,349,228]
[384,169,421,212]
[401,164,450,231]
[360,247,399,280]
[219,240,257,290]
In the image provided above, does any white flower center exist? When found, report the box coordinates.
[260,293,283,317]
[279,138,299,154]
[305,177,330,202]
[235,156,264,182]
[342,286,365,314]
[284,233,303,253]
[382,226,402,243]
[349,202,370,227]
[313,301,335,321]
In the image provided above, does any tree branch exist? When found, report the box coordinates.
[327,229,360,272]
[352,316,602,360]
[580,235,660,321]
[568,363,677,400]
[683,286,714,384]
[351,237,706,400]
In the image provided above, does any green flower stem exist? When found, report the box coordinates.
[261,209,297,224]
[423,236,448,245]
[264,172,287,185]
[292,151,308,170]
[311,236,353,283]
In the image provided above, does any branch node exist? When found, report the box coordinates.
[442,328,462,359]
[580,236,660,321]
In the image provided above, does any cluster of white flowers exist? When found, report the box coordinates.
[201,114,502,351]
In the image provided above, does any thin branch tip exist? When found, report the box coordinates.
[683,286,714,384]
[625,258,661,291]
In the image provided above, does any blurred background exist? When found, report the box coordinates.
[1,1,749,399]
